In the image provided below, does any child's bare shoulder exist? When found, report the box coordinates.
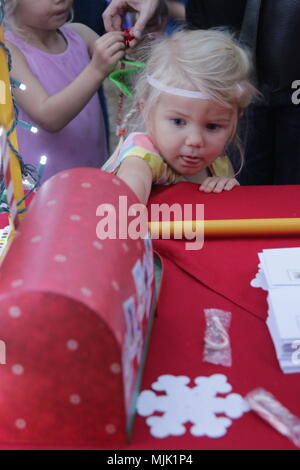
[5,39,28,67]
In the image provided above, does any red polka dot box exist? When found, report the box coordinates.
[0,169,157,446]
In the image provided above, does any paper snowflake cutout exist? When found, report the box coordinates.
[250,264,269,291]
[137,374,249,438]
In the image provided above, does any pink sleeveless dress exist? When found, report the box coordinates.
[5,25,108,182]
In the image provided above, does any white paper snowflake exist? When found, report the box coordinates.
[250,265,269,291]
[137,374,249,438]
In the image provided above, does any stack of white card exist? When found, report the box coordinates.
[251,247,300,374]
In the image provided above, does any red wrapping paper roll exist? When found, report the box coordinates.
[0,168,155,445]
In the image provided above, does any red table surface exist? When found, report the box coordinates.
[0,184,300,450]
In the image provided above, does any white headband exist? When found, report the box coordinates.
[147,75,211,100]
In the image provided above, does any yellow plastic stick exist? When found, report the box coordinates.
[0,25,25,227]
[148,218,300,238]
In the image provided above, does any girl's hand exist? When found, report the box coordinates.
[103,0,164,42]
[91,32,126,78]
[199,177,240,193]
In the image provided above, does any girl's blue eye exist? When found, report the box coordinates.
[171,118,186,127]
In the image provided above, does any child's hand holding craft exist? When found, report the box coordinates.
[90,32,126,79]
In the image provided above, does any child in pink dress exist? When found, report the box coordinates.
[4,0,125,182]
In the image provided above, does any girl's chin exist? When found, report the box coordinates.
[178,166,205,175]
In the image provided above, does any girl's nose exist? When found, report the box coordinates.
[185,129,204,147]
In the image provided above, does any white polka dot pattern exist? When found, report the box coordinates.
[80,287,92,297]
[15,419,26,430]
[12,364,24,376]
[0,169,155,443]
[9,306,22,318]
[93,241,103,250]
[70,215,81,222]
[11,279,24,288]
[46,200,57,207]
[122,242,129,253]
[110,363,121,374]
[31,236,42,243]
[67,340,79,351]
[54,255,67,263]
[69,394,81,405]
[112,281,120,291]
[105,424,116,434]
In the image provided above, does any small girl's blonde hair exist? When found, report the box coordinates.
[3,0,20,33]
[121,28,258,173]
[135,28,256,123]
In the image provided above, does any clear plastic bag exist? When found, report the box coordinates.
[203,308,232,367]
[246,388,300,448]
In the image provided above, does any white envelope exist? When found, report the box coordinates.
[278,358,300,374]
[259,247,300,287]
[267,288,300,342]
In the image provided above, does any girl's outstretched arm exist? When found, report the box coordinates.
[6,31,125,132]
[116,156,153,205]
